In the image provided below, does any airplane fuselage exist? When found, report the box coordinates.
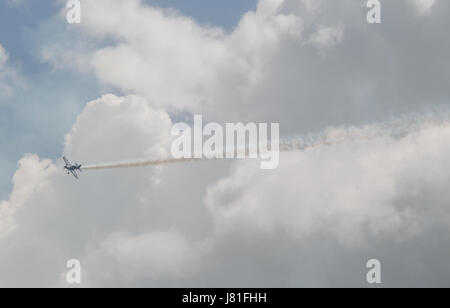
[64,165,81,172]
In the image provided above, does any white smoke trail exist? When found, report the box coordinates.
[81,110,450,171]
[82,157,203,170]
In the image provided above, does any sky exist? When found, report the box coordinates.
[0,0,257,199]
[0,0,450,287]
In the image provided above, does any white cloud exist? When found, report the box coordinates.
[44,0,305,112]
[64,94,172,163]
[1,0,450,286]
[206,122,450,245]
[39,0,450,136]
[81,230,208,287]
[412,0,436,15]
[2,95,450,286]
[0,155,56,240]
[308,25,344,49]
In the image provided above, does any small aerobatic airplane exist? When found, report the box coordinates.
[63,157,82,179]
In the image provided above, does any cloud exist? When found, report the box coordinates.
[308,24,344,49]
[1,94,450,286]
[0,43,12,99]
[0,154,56,240]
[1,0,450,287]
[41,0,450,135]
[43,0,304,112]
[0,94,177,286]
[412,0,436,15]
[0,43,23,101]
[0,44,8,67]
[64,94,172,163]
[85,230,198,283]
[206,121,450,245]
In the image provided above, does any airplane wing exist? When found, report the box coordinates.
[70,170,79,180]
[63,156,71,166]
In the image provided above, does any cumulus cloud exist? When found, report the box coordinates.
[206,122,450,245]
[1,0,450,287]
[2,98,450,286]
[0,94,175,286]
[40,0,450,135]
[0,155,56,240]
[64,94,172,163]
[0,94,224,286]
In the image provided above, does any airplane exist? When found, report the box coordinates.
[63,156,82,179]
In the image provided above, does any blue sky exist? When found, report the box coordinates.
[0,0,257,199]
